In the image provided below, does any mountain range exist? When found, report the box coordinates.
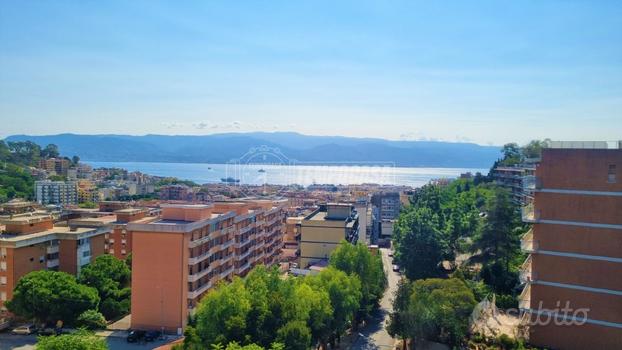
[4,133,501,168]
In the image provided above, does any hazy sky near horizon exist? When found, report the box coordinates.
[1,1,621,145]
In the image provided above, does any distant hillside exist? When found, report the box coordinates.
[4,132,500,168]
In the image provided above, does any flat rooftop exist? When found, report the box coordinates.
[0,226,100,245]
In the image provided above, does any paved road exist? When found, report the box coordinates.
[351,248,399,349]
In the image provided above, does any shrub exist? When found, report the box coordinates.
[77,309,107,330]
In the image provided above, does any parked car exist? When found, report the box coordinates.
[38,327,56,336]
[11,324,36,335]
[144,330,161,342]
[388,251,394,257]
[392,264,400,273]
[126,330,146,343]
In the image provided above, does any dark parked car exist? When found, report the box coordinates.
[126,330,146,343]
[144,330,161,342]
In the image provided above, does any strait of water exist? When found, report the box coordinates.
[85,161,487,188]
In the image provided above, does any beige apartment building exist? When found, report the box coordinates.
[519,141,622,349]
[298,203,359,268]
[128,199,287,333]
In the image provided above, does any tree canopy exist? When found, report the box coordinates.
[6,270,99,325]
[187,250,380,350]
[78,255,131,320]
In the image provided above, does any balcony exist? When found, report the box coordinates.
[240,225,253,234]
[188,264,214,282]
[188,251,211,265]
[46,259,59,268]
[519,256,533,284]
[236,249,252,261]
[518,283,531,310]
[235,239,252,249]
[236,262,251,274]
[521,204,539,223]
[520,229,537,252]
[522,175,542,191]
[188,280,213,300]
[220,266,234,279]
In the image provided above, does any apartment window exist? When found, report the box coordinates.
[0,247,6,258]
[121,249,126,255]
[39,255,45,263]
[109,249,115,254]
[0,292,6,301]
[0,261,6,271]
[82,250,91,258]
[0,276,6,285]
[608,164,617,183]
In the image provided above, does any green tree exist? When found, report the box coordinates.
[472,188,521,277]
[7,141,41,166]
[499,143,521,166]
[195,278,252,347]
[37,330,108,350]
[76,309,107,330]
[387,279,414,350]
[329,242,386,319]
[41,144,60,159]
[78,255,131,319]
[6,271,99,325]
[393,207,448,280]
[305,267,361,346]
[407,278,476,347]
[276,321,311,350]
[72,155,81,165]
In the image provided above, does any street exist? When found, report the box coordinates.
[351,247,399,349]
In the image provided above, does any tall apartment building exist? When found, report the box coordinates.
[0,213,110,317]
[298,203,359,268]
[38,158,70,176]
[159,184,191,201]
[128,200,286,333]
[519,141,622,349]
[491,162,537,205]
[35,180,78,207]
[371,192,401,240]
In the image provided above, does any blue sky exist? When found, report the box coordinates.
[1,1,621,145]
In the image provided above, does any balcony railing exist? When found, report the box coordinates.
[518,283,531,310]
[520,229,537,252]
[519,256,533,284]
[46,245,59,254]
[188,280,213,299]
[220,266,234,279]
[188,264,215,282]
[522,175,542,191]
[46,259,59,268]
[236,249,252,261]
[236,262,251,274]
[521,204,539,223]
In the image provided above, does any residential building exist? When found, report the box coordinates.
[128,199,287,333]
[297,203,359,268]
[159,185,191,201]
[282,216,304,263]
[370,192,400,242]
[519,141,622,350]
[38,158,70,176]
[0,213,110,316]
[491,162,537,205]
[35,180,78,207]
[371,192,401,221]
